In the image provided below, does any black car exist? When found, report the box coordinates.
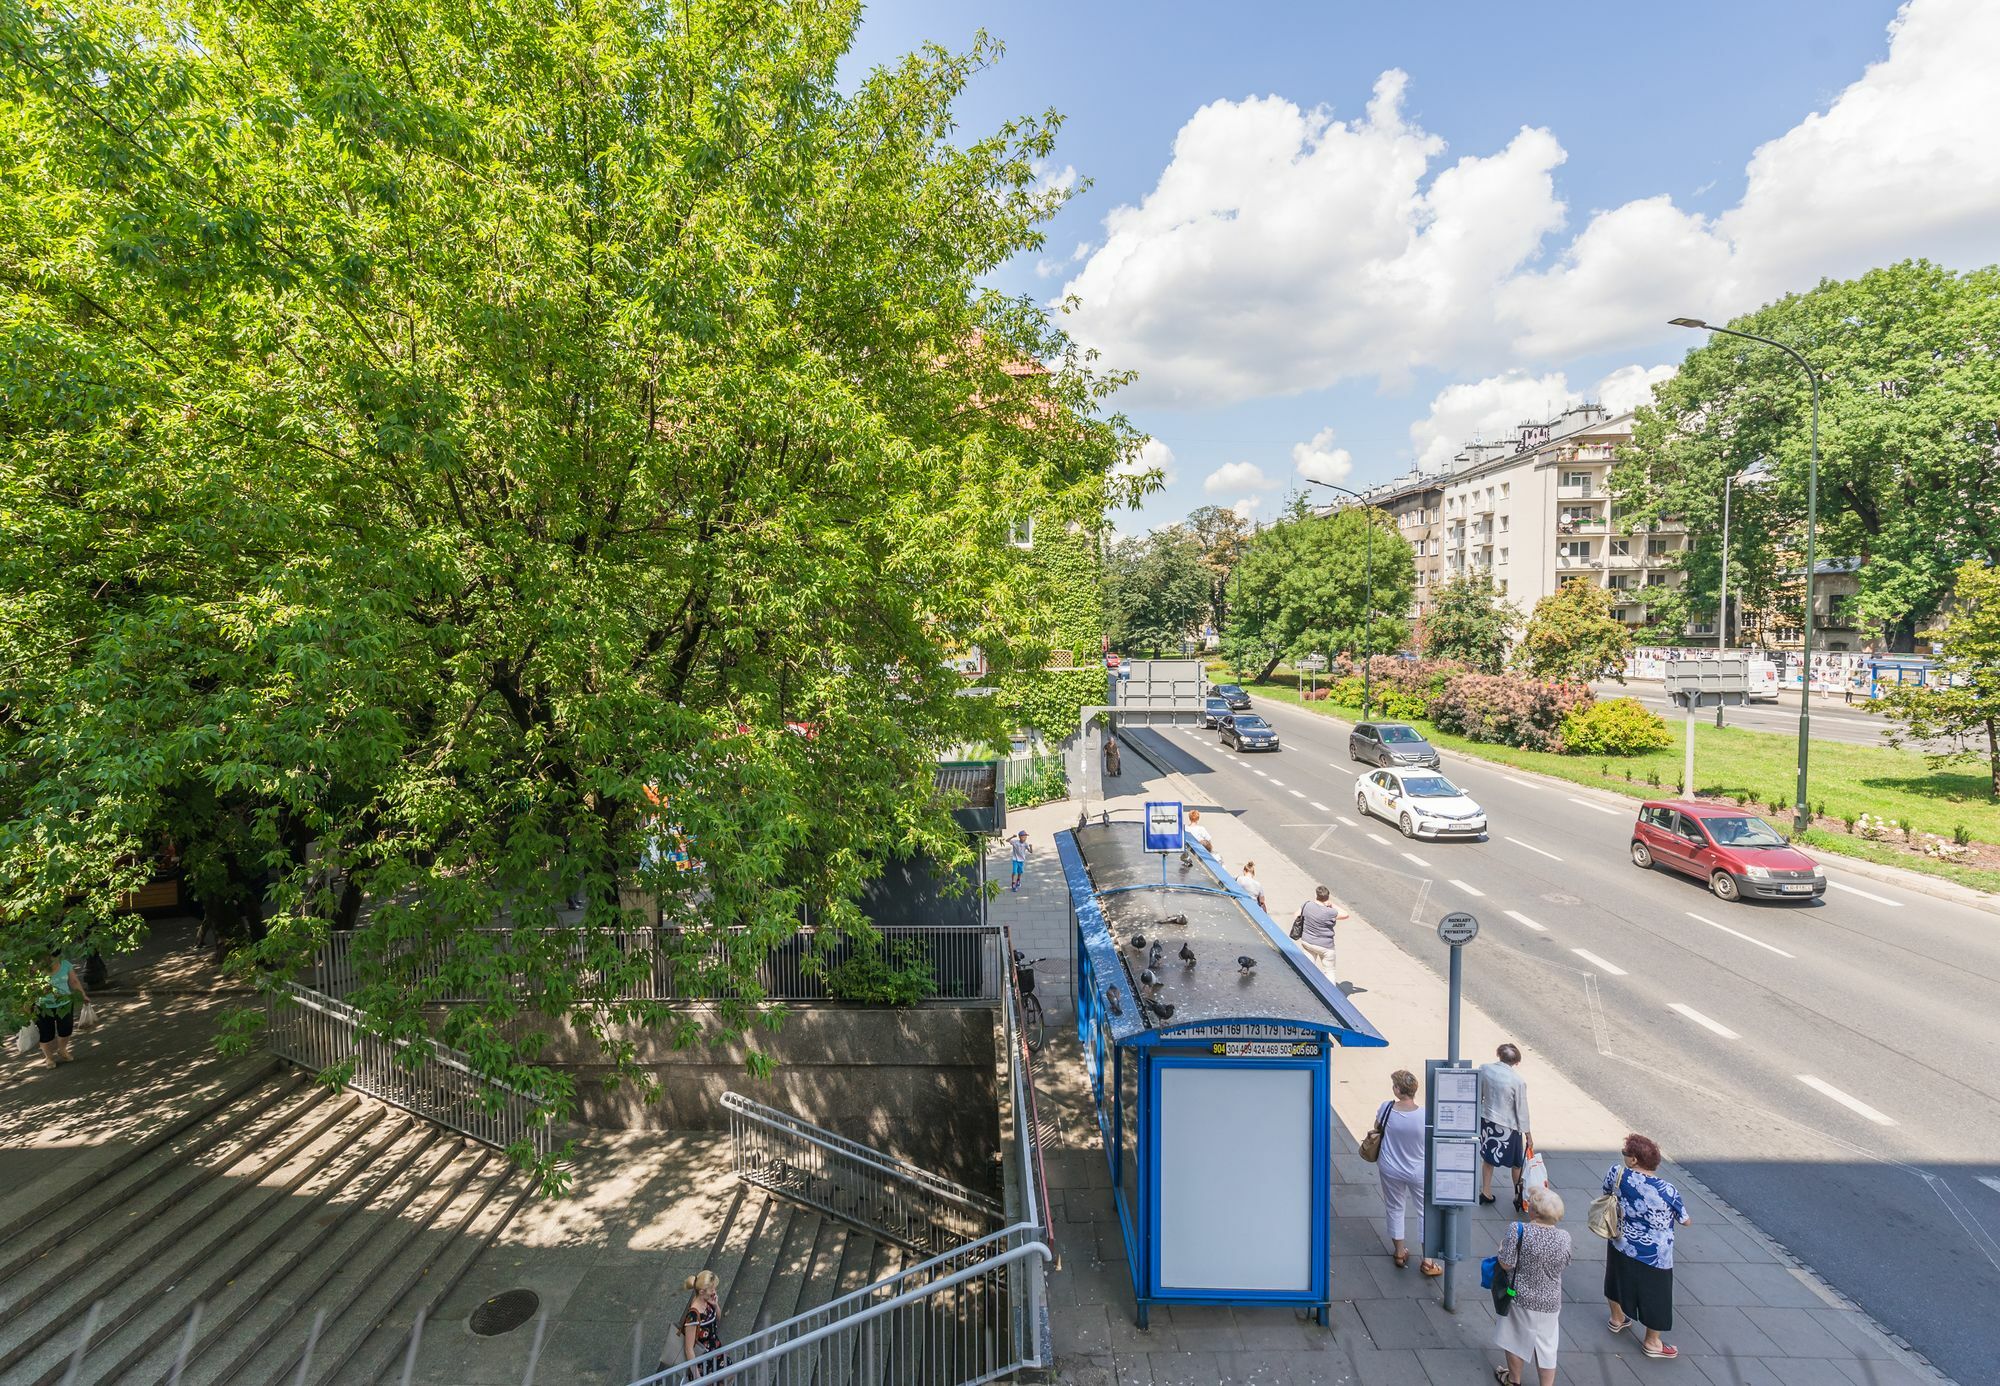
[1221,713,1280,752]
[1348,721,1440,769]
[1200,696,1232,729]
[1213,683,1251,710]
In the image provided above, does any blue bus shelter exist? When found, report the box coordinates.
[1058,819,1387,1327]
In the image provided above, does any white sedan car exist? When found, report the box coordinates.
[1355,768,1488,840]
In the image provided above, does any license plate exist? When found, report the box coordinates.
[1781,884,1811,894]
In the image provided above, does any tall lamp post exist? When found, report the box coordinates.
[1715,457,1774,727]
[1670,318,1820,834]
[1305,480,1378,718]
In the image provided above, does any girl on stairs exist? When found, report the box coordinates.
[673,1268,727,1377]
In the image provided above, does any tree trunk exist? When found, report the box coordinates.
[1884,615,1917,654]
[1987,716,1999,802]
[1256,652,1283,682]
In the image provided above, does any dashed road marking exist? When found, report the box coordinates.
[1367,832,1390,846]
[1337,815,1359,827]
[1571,948,1627,976]
[1829,880,1903,908]
[1401,851,1432,868]
[1504,776,1543,791]
[1289,789,1306,799]
[1502,909,1547,932]
[1269,778,1286,786]
[1253,769,1267,778]
[1685,912,1795,959]
[1325,764,1354,777]
[1504,836,1562,862]
[1309,800,1330,812]
[1669,1003,1740,1039]
[1566,797,1622,815]
[1447,878,1485,897]
[1796,1075,1897,1126]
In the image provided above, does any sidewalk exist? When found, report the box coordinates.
[990,751,1946,1386]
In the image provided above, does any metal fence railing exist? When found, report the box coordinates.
[722,1092,1003,1256]
[263,982,552,1158]
[311,924,1003,1006]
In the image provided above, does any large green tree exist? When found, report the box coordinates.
[1873,561,2000,799]
[1221,501,1412,681]
[1181,504,1253,635]
[1519,580,1631,682]
[1105,527,1210,656]
[1421,573,1521,672]
[1614,261,2000,651]
[0,0,1137,1169]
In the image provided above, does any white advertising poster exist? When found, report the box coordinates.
[1157,1066,1313,1292]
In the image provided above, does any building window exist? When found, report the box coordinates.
[1647,537,1671,557]
[1500,482,1510,498]
[1559,540,1591,559]
[1645,574,1667,587]
[1614,607,1635,623]
[1609,538,1630,557]
[1498,548,1509,564]
[1608,574,1635,590]
[1561,471,1591,490]
[1499,515,1509,532]
[1008,517,1035,549]
[1498,579,1508,594]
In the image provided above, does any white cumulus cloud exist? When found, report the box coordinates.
[1115,437,1177,485]
[1407,364,1676,469]
[1230,496,1263,522]
[1062,0,2000,402]
[1290,427,1353,485]
[1203,461,1273,494]
[1594,364,1677,416]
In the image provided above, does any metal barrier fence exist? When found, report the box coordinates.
[263,982,552,1158]
[723,1092,1003,1256]
[311,924,1003,1005]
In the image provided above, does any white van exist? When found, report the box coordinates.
[1747,658,1780,702]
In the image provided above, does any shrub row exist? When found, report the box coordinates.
[1302,656,1664,756]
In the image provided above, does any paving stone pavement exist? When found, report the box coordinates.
[989,756,1950,1386]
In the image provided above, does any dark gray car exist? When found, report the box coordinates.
[1213,683,1251,710]
[1200,696,1232,728]
[1348,721,1441,769]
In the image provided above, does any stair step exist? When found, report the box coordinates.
[711,1192,773,1312]
[750,1209,824,1332]
[724,1201,794,1340]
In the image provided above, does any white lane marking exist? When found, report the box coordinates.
[1502,909,1547,932]
[1367,832,1390,846]
[1829,880,1903,908]
[1566,797,1622,815]
[1979,1177,2000,1198]
[1253,769,1268,778]
[1289,789,1306,799]
[1571,948,1628,976]
[1505,776,1543,791]
[1685,912,1796,959]
[1337,815,1359,827]
[1325,763,1354,776]
[1796,1075,1898,1126]
[1401,851,1432,868]
[1447,878,1485,897]
[1310,800,1330,812]
[1269,778,1286,786]
[1669,1003,1740,1039]
[1505,836,1562,862]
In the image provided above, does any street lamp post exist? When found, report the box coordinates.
[1671,318,1820,834]
[1304,480,1377,718]
[1716,457,1774,726]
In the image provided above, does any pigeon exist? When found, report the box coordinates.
[1153,1001,1177,1020]
[1237,955,1258,973]
[1160,913,1189,928]
[1107,986,1123,1015]
[1148,943,1164,967]
[1179,942,1196,966]
[1139,969,1159,989]
[1129,933,1147,951]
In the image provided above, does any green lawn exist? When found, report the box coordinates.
[1247,674,2000,893]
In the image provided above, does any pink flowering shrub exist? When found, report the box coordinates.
[1428,673,1593,752]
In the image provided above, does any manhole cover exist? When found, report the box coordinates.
[469,1289,540,1337]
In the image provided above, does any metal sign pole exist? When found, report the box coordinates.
[1684,689,1697,796]
[1432,910,1479,1313]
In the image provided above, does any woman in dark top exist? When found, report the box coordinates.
[673,1269,726,1376]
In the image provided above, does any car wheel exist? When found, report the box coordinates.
[1355,791,1370,819]
[1399,812,1416,839]
[1710,871,1740,902]
[1630,840,1653,869]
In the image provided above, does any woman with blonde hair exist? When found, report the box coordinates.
[1492,1186,1573,1386]
[674,1268,726,1376]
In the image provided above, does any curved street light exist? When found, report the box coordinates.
[1670,318,1820,834]
[1304,479,1378,718]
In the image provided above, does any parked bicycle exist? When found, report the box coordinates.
[1012,950,1059,1053]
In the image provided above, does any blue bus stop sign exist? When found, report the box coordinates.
[1142,801,1186,854]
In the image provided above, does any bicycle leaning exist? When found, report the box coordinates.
[1012,949,1060,1053]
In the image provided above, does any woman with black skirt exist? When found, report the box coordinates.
[1603,1133,1689,1361]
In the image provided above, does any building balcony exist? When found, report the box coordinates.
[1571,444,1619,461]
[1556,484,1601,500]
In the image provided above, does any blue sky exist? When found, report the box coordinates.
[845,1,1997,533]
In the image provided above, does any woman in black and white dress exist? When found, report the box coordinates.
[1478,1042,1532,1210]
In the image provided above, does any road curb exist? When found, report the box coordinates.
[1246,693,2000,920]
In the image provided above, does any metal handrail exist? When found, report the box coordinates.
[629,1224,1051,1385]
[263,981,552,1158]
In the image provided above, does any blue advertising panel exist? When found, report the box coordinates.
[1141,801,1185,854]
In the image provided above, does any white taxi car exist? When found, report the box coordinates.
[1355,768,1488,840]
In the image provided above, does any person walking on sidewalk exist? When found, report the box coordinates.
[1603,1133,1689,1361]
[1103,734,1122,778]
[33,950,90,1069]
[1294,885,1345,978]
[1478,1043,1533,1210]
[1008,830,1030,892]
[1493,1187,1573,1386]
[1376,1069,1443,1277]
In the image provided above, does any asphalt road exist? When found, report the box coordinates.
[1592,680,1900,747]
[1131,696,2000,1385]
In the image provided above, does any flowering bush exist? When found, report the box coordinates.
[1428,673,1592,752]
[1855,812,1890,840]
[1560,698,1673,756]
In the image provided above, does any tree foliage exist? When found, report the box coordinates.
[1180,504,1252,634]
[1520,581,1632,683]
[1421,573,1521,673]
[1872,561,2000,799]
[0,0,1138,1166]
[1614,261,2000,650]
[1105,527,1209,656]
[1221,501,1413,681]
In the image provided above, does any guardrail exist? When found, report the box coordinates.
[723,1092,1003,1256]
[263,982,551,1158]
[312,924,1004,1005]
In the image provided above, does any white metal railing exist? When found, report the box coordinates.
[263,982,552,1158]
[630,1223,1050,1386]
[312,924,1003,1006]
[723,1092,1003,1255]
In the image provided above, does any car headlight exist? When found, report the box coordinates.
[1745,865,1772,881]
[1811,865,1825,878]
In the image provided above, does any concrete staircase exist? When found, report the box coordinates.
[0,1062,531,1386]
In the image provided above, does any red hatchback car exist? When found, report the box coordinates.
[1630,800,1826,903]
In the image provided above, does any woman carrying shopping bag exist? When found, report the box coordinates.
[33,950,91,1069]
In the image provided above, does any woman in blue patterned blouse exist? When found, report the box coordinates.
[1602,1132,1689,1361]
